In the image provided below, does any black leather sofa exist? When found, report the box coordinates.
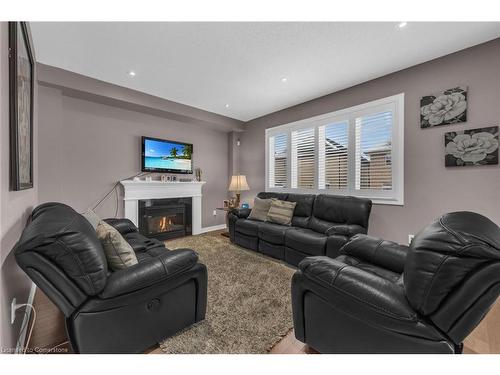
[14,202,207,353]
[228,192,372,267]
[292,211,500,353]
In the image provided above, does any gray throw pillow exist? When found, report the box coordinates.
[266,199,297,226]
[96,221,138,271]
[248,197,274,221]
[81,209,101,230]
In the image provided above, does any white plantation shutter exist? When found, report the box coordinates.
[291,128,315,188]
[355,111,393,191]
[318,121,349,190]
[265,94,403,204]
[268,133,287,188]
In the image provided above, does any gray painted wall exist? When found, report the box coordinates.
[240,38,500,244]
[0,22,38,351]
[38,85,230,228]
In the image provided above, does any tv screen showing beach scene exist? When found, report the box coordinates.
[142,137,193,173]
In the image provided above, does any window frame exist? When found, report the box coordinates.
[265,93,404,205]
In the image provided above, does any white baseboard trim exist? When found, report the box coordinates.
[16,282,37,353]
[198,224,227,234]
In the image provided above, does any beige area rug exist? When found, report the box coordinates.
[159,232,295,354]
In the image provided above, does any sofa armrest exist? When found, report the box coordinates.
[326,224,366,237]
[104,218,138,235]
[227,208,251,243]
[230,207,251,218]
[298,256,416,321]
[99,249,198,298]
[339,234,408,273]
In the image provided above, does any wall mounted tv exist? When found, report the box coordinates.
[141,136,193,174]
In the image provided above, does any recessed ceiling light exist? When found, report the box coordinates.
[127,70,136,77]
[225,104,230,108]
[398,22,408,28]
[281,77,288,83]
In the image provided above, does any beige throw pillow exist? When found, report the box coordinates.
[96,221,138,271]
[266,199,297,226]
[248,197,274,221]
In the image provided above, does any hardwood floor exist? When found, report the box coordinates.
[29,288,67,349]
[269,331,318,354]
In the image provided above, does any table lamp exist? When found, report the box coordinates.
[228,175,250,208]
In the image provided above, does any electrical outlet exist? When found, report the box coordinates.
[11,298,17,324]
[213,210,217,216]
[408,234,415,245]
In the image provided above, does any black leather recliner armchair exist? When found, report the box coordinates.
[14,202,208,353]
[292,211,500,353]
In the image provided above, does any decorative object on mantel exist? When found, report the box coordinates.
[445,126,498,167]
[9,22,35,191]
[195,167,202,182]
[420,86,467,128]
[228,175,250,208]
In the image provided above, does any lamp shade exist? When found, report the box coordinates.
[229,175,250,192]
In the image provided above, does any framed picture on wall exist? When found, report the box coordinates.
[9,22,35,190]
[420,86,467,128]
[445,126,498,167]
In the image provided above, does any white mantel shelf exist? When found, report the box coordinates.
[120,180,206,235]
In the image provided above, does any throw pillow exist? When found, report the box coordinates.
[266,199,297,226]
[248,197,274,221]
[81,209,101,230]
[96,221,138,271]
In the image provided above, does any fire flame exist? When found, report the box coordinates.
[159,217,173,232]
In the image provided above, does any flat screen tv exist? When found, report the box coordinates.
[141,136,193,174]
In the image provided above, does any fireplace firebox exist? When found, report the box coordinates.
[138,198,192,240]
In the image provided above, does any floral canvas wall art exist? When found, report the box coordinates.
[421,86,467,128]
[445,126,498,167]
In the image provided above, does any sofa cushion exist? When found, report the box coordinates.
[267,200,297,226]
[257,192,288,201]
[286,228,327,256]
[118,229,165,253]
[286,193,315,228]
[259,240,285,260]
[248,197,274,221]
[135,247,167,262]
[326,224,367,237]
[259,223,295,245]
[235,231,259,251]
[309,194,372,234]
[235,219,261,237]
[335,254,402,284]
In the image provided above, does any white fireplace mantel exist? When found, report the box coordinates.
[120,180,206,235]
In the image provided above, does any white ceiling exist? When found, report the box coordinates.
[31,22,500,122]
